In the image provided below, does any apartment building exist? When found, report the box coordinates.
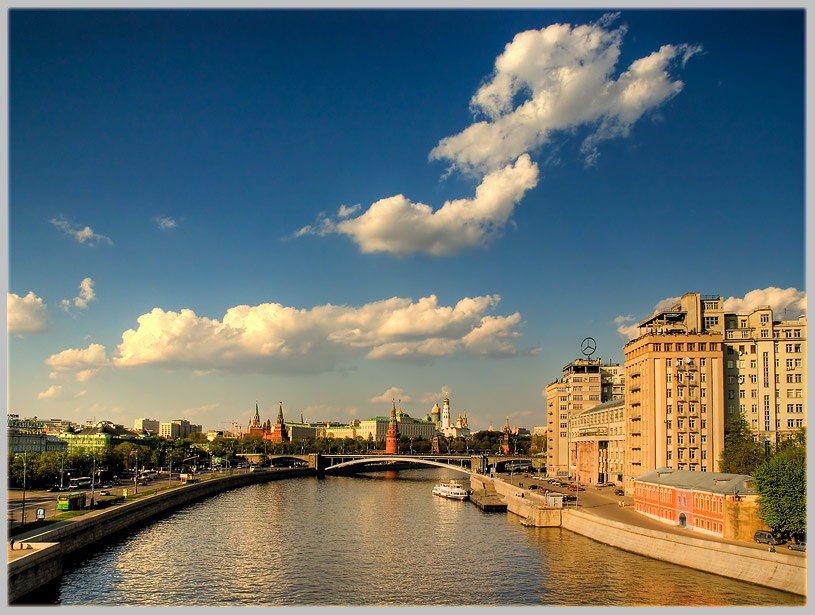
[545,358,622,478]
[623,294,726,493]
[722,308,806,452]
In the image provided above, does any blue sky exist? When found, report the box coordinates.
[7,7,807,433]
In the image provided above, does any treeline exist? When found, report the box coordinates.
[718,420,806,539]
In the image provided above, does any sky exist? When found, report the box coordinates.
[6,5,808,434]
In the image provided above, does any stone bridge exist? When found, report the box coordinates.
[237,453,534,474]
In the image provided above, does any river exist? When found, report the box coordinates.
[55,468,804,606]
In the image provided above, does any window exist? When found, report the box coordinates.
[750,359,757,368]
[750,374,758,383]
[761,329,769,338]
[666,404,673,415]
[701,357,707,365]
[761,313,769,324]
[794,329,801,338]
[751,389,758,398]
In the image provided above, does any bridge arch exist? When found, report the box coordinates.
[325,456,474,476]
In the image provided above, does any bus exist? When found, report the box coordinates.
[56,492,86,511]
[68,476,93,489]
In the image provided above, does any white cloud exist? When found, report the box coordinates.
[7,291,49,334]
[298,19,697,257]
[430,20,701,174]
[46,343,110,372]
[50,217,112,246]
[75,369,99,382]
[614,314,639,340]
[62,277,96,311]
[74,390,87,398]
[38,385,63,400]
[106,294,526,374]
[155,216,177,230]
[337,205,360,218]
[724,287,806,319]
[298,155,539,256]
[370,387,410,404]
[421,386,452,404]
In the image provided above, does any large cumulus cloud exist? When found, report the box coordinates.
[8,291,50,334]
[75,295,533,375]
[299,16,700,257]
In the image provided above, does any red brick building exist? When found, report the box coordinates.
[633,467,765,540]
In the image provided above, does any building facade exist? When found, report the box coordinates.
[722,307,806,452]
[633,467,765,541]
[134,418,160,434]
[623,294,726,493]
[569,398,625,485]
[545,358,623,478]
[159,419,202,440]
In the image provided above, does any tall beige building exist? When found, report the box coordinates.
[722,307,806,452]
[545,358,623,478]
[623,294,726,493]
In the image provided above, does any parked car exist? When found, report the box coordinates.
[568,485,585,491]
[550,481,561,486]
[754,530,785,545]
[614,489,625,496]
[787,541,806,552]
[99,490,111,496]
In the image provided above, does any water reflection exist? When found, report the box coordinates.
[57,469,804,607]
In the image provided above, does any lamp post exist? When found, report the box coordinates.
[410,437,414,455]
[133,451,139,495]
[59,452,66,491]
[21,453,27,527]
[89,452,97,508]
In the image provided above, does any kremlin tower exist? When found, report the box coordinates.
[385,400,400,454]
[502,417,511,455]
[269,402,289,444]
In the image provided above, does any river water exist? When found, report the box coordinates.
[55,468,803,607]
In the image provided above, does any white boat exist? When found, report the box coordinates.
[432,480,470,500]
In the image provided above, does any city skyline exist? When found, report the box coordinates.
[7,8,806,433]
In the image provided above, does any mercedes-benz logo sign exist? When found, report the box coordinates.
[581,337,597,357]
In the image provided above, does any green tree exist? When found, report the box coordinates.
[751,445,806,538]
[718,416,764,475]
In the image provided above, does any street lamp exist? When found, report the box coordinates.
[21,453,27,527]
[89,452,97,508]
[410,437,414,455]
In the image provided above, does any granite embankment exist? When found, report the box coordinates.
[8,468,314,603]
[470,474,806,597]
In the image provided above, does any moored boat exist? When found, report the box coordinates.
[432,480,470,500]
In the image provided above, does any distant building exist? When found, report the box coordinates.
[436,394,471,438]
[358,404,436,442]
[56,421,147,452]
[134,418,160,434]
[7,418,69,454]
[160,419,202,440]
[633,467,765,541]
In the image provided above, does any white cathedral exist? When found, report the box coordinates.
[428,394,471,438]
